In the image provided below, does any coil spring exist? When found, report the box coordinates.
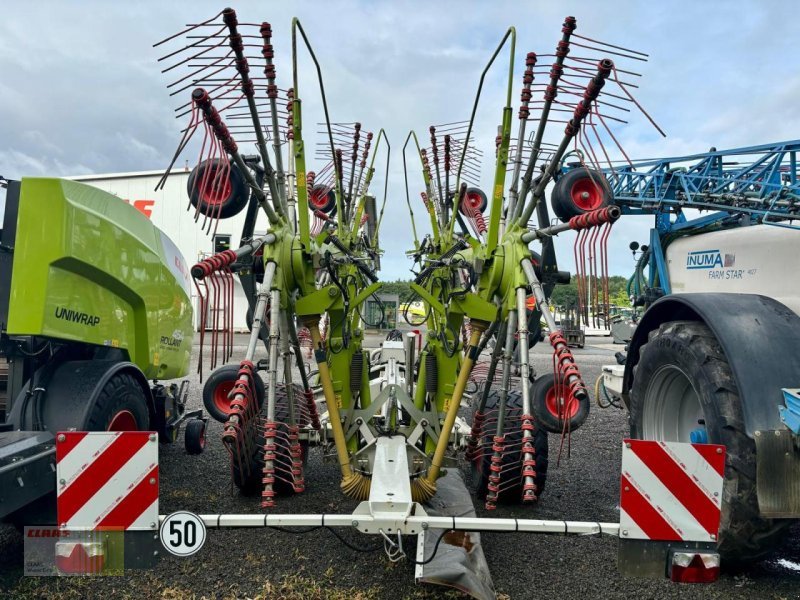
[425,353,438,393]
[350,351,363,395]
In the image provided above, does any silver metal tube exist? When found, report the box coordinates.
[223,262,275,431]
[521,259,585,399]
[487,310,517,505]
[515,287,535,500]
[166,513,620,536]
[286,138,297,233]
[245,262,276,359]
[279,312,296,425]
[266,289,281,423]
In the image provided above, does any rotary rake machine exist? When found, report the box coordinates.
[402,16,665,508]
[143,8,724,595]
[154,7,391,506]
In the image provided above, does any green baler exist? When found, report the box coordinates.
[0,176,204,522]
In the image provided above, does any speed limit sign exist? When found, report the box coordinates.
[159,511,207,557]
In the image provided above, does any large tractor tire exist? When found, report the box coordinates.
[629,320,793,565]
[550,167,612,221]
[233,383,307,496]
[472,388,548,503]
[187,158,250,219]
[203,364,266,423]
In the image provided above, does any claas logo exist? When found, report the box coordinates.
[123,199,155,218]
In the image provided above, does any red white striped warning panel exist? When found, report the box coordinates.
[56,431,158,531]
[620,439,725,542]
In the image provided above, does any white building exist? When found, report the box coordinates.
[70,169,269,332]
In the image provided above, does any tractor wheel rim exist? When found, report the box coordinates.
[199,167,232,205]
[107,409,138,432]
[198,425,206,448]
[570,178,604,211]
[545,387,579,419]
[213,381,235,416]
[642,364,702,442]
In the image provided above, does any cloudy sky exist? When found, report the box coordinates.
[2,0,798,279]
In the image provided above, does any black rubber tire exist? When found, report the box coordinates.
[184,419,206,455]
[308,185,337,213]
[233,383,308,496]
[187,158,249,219]
[532,372,590,434]
[629,320,793,565]
[550,167,612,221]
[459,187,488,215]
[84,372,149,431]
[472,388,548,503]
[203,365,266,423]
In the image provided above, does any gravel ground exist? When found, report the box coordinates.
[1,336,799,599]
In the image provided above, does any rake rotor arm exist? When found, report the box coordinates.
[366,129,392,247]
[259,21,289,208]
[516,58,613,227]
[512,16,576,223]
[403,130,437,243]
[191,88,281,225]
[449,26,517,251]
[292,18,344,234]
[222,8,285,219]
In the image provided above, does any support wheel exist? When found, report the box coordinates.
[187,159,249,219]
[472,388,548,503]
[203,364,265,423]
[532,373,590,434]
[184,419,206,455]
[629,320,793,564]
[550,167,612,221]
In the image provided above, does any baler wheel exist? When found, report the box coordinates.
[629,320,794,565]
[203,364,265,423]
[85,372,149,432]
[550,167,612,221]
[184,419,206,455]
[472,388,548,503]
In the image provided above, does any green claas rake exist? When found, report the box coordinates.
[147,8,725,596]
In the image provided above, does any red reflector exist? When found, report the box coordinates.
[55,541,106,575]
[670,552,720,583]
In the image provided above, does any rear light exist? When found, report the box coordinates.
[669,551,720,583]
[55,541,106,575]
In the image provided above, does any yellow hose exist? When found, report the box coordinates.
[425,324,486,486]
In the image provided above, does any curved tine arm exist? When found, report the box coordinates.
[401,131,422,249]
[404,129,441,242]
[292,18,344,232]
[365,127,392,247]
[449,26,516,241]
